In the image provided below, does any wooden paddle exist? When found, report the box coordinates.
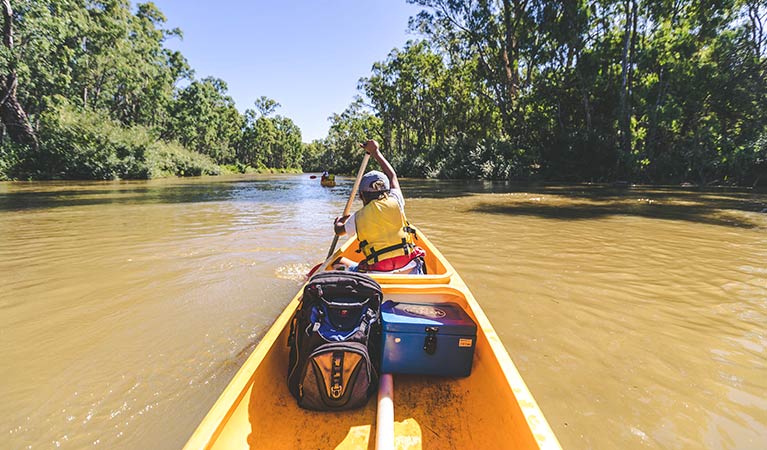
[327,152,370,258]
[306,151,370,279]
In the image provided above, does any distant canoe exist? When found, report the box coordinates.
[321,175,336,187]
[183,230,561,450]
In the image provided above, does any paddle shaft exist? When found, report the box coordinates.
[375,373,394,450]
[326,153,370,258]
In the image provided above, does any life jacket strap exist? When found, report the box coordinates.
[358,246,426,272]
[363,238,412,263]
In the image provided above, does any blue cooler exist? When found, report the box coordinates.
[380,301,477,377]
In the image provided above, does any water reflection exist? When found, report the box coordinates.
[0,175,353,212]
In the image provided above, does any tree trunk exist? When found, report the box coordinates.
[501,0,525,130]
[617,0,636,179]
[1,0,37,149]
[501,0,519,104]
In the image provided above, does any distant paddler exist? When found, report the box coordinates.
[320,171,335,187]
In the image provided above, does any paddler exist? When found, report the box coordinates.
[333,139,425,274]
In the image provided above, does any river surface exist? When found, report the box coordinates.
[1,174,765,450]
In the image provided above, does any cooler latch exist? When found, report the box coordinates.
[423,326,439,355]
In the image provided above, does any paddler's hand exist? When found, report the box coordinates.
[359,139,380,156]
[334,215,350,236]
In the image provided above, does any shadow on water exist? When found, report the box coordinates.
[465,184,767,229]
[400,178,483,199]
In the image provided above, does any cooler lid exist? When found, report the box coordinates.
[381,301,477,335]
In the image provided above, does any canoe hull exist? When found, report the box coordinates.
[183,233,561,450]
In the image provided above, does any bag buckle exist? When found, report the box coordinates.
[330,383,343,399]
[330,352,344,399]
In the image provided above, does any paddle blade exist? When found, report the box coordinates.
[309,175,317,179]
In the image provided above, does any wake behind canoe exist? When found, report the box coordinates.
[183,231,561,449]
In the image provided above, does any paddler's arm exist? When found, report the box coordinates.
[361,139,400,191]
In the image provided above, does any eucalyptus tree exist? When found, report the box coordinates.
[408,0,545,137]
[7,0,189,128]
[622,0,767,184]
[8,0,86,120]
[362,41,448,153]
[254,95,280,117]
[301,139,332,173]
[395,0,766,184]
[323,99,383,174]
[361,39,500,177]
[165,77,243,164]
[267,115,302,169]
[110,2,190,126]
[238,96,302,170]
[238,107,270,168]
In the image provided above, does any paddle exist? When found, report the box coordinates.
[327,153,370,258]
[376,373,394,450]
[309,175,317,179]
[306,151,371,278]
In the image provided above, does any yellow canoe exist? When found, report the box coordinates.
[183,231,561,450]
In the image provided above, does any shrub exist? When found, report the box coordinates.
[145,140,220,178]
[30,104,220,179]
[0,141,27,180]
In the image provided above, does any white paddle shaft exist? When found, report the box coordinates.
[375,373,394,450]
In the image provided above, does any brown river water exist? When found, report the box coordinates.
[1,175,765,450]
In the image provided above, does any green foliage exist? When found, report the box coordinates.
[144,141,220,178]
[317,0,766,185]
[6,0,766,185]
[238,100,304,170]
[300,141,328,173]
[0,142,28,181]
[15,103,219,180]
[11,0,191,124]
[163,78,243,164]
[5,1,303,180]
[314,100,384,174]
[35,105,149,179]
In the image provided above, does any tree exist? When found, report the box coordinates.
[254,95,280,117]
[164,77,243,163]
[237,97,303,170]
[0,0,36,148]
[322,99,382,174]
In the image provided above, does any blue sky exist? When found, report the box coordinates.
[151,0,424,142]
